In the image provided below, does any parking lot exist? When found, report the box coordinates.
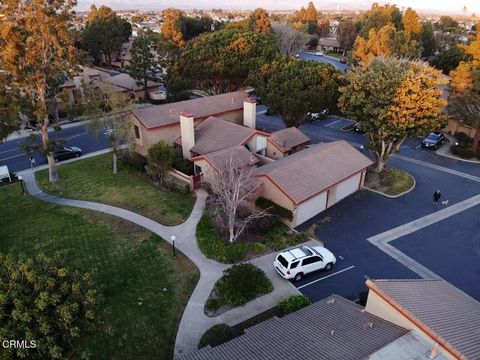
[256,112,480,302]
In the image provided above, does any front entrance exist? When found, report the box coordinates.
[193,174,202,190]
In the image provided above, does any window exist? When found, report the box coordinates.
[302,256,321,266]
[277,255,288,268]
[290,261,300,269]
[134,125,140,139]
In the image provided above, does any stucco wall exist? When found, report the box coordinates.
[266,141,284,160]
[365,291,456,360]
[444,118,477,138]
[192,159,216,184]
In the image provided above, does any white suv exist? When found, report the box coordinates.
[274,245,336,282]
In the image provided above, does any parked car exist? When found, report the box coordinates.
[340,58,347,64]
[353,121,365,134]
[52,146,82,162]
[274,245,336,282]
[422,131,445,149]
[307,109,329,122]
[315,51,324,56]
[295,54,300,58]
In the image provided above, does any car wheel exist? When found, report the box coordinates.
[74,153,80,158]
[325,263,333,271]
[295,273,303,282]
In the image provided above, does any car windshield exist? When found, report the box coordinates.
[277,255,288,268]
[427,133,440,140]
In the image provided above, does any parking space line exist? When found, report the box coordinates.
[324,119,343,128]
[297,266,355,290]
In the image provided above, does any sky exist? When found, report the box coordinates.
[76,0,480,14]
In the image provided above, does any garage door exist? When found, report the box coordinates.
[336,173,361,202]
[295,191,327,226]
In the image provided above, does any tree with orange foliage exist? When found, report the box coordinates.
[248,8,272,34]
[354,24,395,63]
[402,8,422,36]
[161,8,185,48]
[339,57,447,172]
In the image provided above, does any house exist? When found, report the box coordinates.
[180,294,444,360]
[106,73,163,100]
[130,91,251,156]
[266,127,310,159]
[366,279,480,359]
[318,37,343,53]
[256,141,372,227]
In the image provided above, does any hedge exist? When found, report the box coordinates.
[277,295,311,316]
[196,214,266,263]
[216,264,273,307]
[255,197,293,221]
[198,324,235,349]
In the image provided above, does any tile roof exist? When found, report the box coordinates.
[319,37,341,48]
[196,146,259,172]
[133,91,249,129]
[176,117,256,155]
[179,295,408,360]
[268,127,310,152]
[256,141,373,204]
[367,279,480,360]
[107,73,161,92]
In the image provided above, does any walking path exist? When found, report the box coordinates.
[18,167,300,357]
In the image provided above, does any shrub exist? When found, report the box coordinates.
[196,214,266,263]
[216,264,273,307]
[119,150,147,172]
[173,150,194,175]
[165,175,190,194]
[145,141,176,182]
[198,324,235,349]
[379,169,396,187]
[451,143,475,158]
[205,298,222,312]
[277,295,311,316]
[255,197,293,221]
[454,132,473,146]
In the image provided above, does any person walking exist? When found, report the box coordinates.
[433,189,441,205]
[29,156,36,169]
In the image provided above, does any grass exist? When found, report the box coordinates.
[0,183,198,359]
[365,167,415,196]
[36,153,196,225]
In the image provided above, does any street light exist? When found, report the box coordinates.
[17,175,26,195]
[171,235,176,258]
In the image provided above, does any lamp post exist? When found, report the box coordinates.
[17,175,26,195]
[171,235,176,258]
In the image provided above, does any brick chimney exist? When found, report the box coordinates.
[180,112,195,159]
[243,97,256,129]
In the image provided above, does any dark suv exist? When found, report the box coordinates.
[52,146,82,162]
[422,131,445,150]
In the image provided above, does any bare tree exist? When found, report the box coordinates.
[205,158,269,243]
[271,22,308,56]
[84,83,136,174]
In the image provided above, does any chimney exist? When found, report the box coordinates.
[180,112,195,160]
[243,97,256,130]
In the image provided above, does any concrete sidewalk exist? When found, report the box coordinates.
[19,166,307,357]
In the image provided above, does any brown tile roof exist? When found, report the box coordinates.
[107,73,161,92]
[194,146,259,172]
[133,91,249,129]
[179,295,408,360]
[269,127,310,152]
[256,141,373,204]
[319,37,341,48]
[176,117,256,155]
[367,279,480,360]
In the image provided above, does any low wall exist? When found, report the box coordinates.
[168,169,194,192]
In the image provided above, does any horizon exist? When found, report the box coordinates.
[76,0,480,15]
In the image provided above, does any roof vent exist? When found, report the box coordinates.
[232,97,234,104]
[364,322,373,329]
[326,298,335,304]
[428,343,439,359]
[169,109,174,116]
[330,329,335,336]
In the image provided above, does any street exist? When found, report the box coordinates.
[0,123,109,173]
[296,51,348,73]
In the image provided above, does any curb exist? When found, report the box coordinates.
[362,171,416,199]
[435,149,480,164]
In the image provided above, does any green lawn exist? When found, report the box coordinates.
[0,183,198,359]
[365,167,415,196]
[36,153,196,225]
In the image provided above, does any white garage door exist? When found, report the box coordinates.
[295,191,327,227]
[336,173,361,202]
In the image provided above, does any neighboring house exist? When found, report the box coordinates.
[366,279,480,360]
[444,118,478,140]
[256,141,372,227]
[106,73,162,100]
[180,295,426,360]
[318,37,343,53]
[130,91,251,156]
[266,127,310,159]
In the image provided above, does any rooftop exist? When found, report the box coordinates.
[256,141,373,204]
[367,279,480,359]
[107,73,161,92]
[195,146,259,172]
[133,91,249,129]
[180,295,408,360]
[269,127,310,153]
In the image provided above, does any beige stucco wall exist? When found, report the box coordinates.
[366,291,456,360]
[192,159,216,184]
[266,141,284,160]
[444,118,477,138]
